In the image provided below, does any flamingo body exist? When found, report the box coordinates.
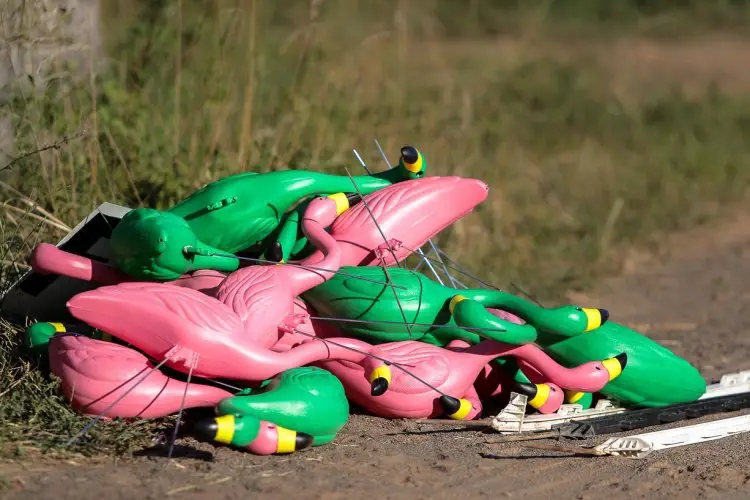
[317,339,621,419]
[49,335,231,418]
[300,176,489,267]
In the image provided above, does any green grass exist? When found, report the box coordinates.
[0,320,164,456]
[2,0,750,456]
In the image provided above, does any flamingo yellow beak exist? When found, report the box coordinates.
[195,414,237,445]
[439,395,473,420]
[601,352,628,381]
[275,426,314,454]
[513,382,552,410]
[327,192,363,216]
[368,365,392,396]
[582,308,610,332]
[193,414,314,454]
[327,193,350,216]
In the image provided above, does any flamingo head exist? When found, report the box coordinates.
[512,382,565,414]
[110,208,237,281]
[564,352,628,393]
[311,192,364,227]
[396,146,427,180]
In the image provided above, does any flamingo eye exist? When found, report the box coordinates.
[574,306,582,311]
[595,366,601,370]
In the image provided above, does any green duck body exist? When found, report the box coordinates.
[538,324,706,407]
[168,170,390,254]
[110,148,428,280]
[302,266,546,346]
[215,366,349,445]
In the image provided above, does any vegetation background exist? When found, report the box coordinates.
[1,0,750,455]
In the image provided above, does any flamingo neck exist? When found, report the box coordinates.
[464,341,583,388]
[289,198,342,296]
[31,243,131,285]
[245,337,371,380]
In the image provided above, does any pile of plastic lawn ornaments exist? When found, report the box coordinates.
[24,145,713,456]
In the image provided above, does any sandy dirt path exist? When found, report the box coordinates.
[3,205,750,500]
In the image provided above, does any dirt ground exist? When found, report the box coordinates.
[1,204,750,500]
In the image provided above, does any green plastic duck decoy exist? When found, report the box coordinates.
[301,266,608,346]
[302,266,706,407]
[535,323,707,407]
[192,366,349,455]
[24,322,110,359]
[110,147,427,281]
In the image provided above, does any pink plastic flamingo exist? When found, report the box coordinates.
[314,339,626,419]
[49,335,232,418]
[64,195,389,381]
[299,176,489,267]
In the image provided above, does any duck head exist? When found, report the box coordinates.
[192,413,314,455]
[110,208,238,281]
[397,146,427,180]
[533,305,610,338]
[213,367,350,439]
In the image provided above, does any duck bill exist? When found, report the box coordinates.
[399,146,426,177]
[184,243,240,273]
[582,308,610,332]
[601,352,628,381]
[193,414,238,445]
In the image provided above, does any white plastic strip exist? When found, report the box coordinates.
[700,370,750,399]
[595,414,750,458]
[491,369,750,434]
[491,398,624,433]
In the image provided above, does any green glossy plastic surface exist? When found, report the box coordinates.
[109,157,426,280]
[110,208,240,281]
[538,323,707,407]
[24,323,106,357]
[25,323,59,354]
[303,266,706,407]
[216,366,349,445]
[302,266,596,346]
[222,415,261,448]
